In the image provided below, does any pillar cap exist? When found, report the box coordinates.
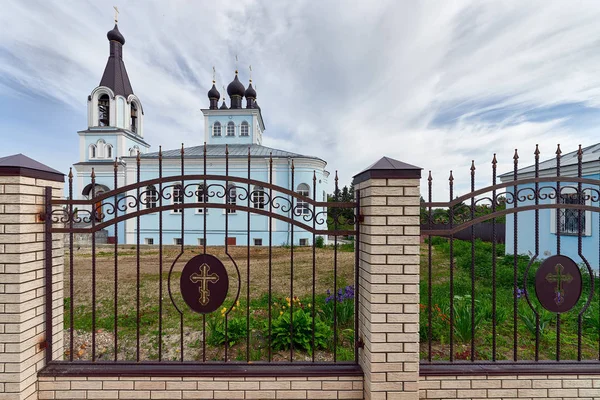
[0,154,64,182]
[353,156,422,183]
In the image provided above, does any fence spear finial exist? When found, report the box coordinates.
[492,153,497,166]
[225,144,229,155]
[556,144,562,156]
[158,145,162,161]
[534,144,540,158]
[428,170,432,182]
[470,160,476,174]
[136,150,141,165]
[513,149,519,164]
[91,168,96,180]
[449,170,454,182]
[181,143,185,155]
[68,167,73,180]
[578,144,583,160]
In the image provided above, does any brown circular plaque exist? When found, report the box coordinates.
[180,254,229,314]
[535,255,582,313]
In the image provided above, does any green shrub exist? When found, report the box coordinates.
[268,308,331,352]
[315,236,325,248]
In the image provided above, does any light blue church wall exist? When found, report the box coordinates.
[127,161,328,246]
[505,173,600,269]
[207,115,255,145]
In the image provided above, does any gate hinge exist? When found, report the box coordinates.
[356,338,365,349]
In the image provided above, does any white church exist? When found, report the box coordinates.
[73,22,330,246]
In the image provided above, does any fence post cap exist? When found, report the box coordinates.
[353,156,422,183]
[0,153,64,182]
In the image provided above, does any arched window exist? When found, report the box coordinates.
[97,139,106,158]
[213,122,221,136]
[197,184,209,213]
[173,183,183,213]
[296,183,310,215]
[89,144,97,159]
[130,102,138,133]
[98,94,110,126]
[106,144,113,159]
[252,186,265,209]
[226,121,235,136]
[241,121,249,136]
[226,184,237,214]
[146,185,157,208]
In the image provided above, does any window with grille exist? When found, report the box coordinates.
[174,238,183,245]
[146,185,158,208]
[296,183,310,216]
[241,121,249,136]
[226,121,235,136]
[198,238,206,246]
[213,122,221,136]
[299,238,309,246]
[173,183,183,213]
[252,186,265,209]
[145,238,154,245]
[254,238,263,246]
[226,184,236,213]
[197,184,208,213]
[559,193,585,235]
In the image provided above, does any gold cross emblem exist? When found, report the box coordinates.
[545,263,573,306]
[190,263,219,306]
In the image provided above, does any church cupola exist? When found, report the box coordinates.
[245,80,256,108]
[227,71,245,109]
[100,24,134,97]
[208,82,220,110]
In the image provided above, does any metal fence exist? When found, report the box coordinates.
[420,144,600,373]
[44,144,360,374]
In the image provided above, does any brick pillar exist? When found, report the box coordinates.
[0,154,64,400]
[354,156,422,400]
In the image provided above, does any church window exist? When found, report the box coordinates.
[226,121,235,136]
[296,183,310,216]
[146,185,158,208]
[197,184,209,213]
[97,139,106,158]
[107,144,113,159]
[130,102,138,133]
[226,184,237,214]
[98,94,110,126]
[241,121,249,136]
[173,183,183,213]
[213,122,221,136]
[252,186,265,209]
[89,144,97,159]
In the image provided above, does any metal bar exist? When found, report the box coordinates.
[556,144,561,361]
[180,144,185,362]
[268,153,273,363]
[534,146,540,361]
[334,171,339,363]
[312,171,317,363]
[113,159,119,361]
[203,143,207,363]
[91,169,97,362]
[449,171,454,362]
[247,147,251,362]
[577,145,583,361]
[513,149,518,362]
[136,153,141,362]
[290,160,295,362]
[354,187,360,364]
[491,155,497,361]
[44,186,54,365]
[68,169,74,362]
[224,145,229,362]
[470,161,476,361]
[428,171,433,362]
[158,146,163,361]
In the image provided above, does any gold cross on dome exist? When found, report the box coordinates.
[190,263,219,306]
[545,263,573,305]
[113,6,119,24]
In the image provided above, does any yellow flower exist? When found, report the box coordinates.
[232,307,236,311]
[280,311,283,315]
[282,306,285,309]
[221,307,227,313]
[285,297,290,302]
[308,303,312,308]
[236,300,240,307]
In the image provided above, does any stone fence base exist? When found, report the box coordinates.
[38,376,363,399]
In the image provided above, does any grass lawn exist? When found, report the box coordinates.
[420,237,600,361]
[63,244,356,363]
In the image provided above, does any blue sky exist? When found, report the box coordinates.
[2,1,600,199]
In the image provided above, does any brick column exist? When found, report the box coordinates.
[0,154,64,400]
[354,156,422,400]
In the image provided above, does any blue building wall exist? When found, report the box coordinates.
[505,173,600,269]
[207,115,255,145]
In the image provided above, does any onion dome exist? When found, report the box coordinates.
[244,81,256,99]
[208,83,220,100]
[227,72,245,97]
[107,24,125,45]
[220,99,229,109]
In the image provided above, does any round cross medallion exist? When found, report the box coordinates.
[535,255,582,313]
[180,254,229,314]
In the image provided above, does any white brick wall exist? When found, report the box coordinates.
[0,175,64,400]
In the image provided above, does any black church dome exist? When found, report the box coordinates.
[208,84,220,100]
[107,24,125,45]
[227,73,245,97]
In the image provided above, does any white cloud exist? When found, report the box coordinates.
[2,0,600,200]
